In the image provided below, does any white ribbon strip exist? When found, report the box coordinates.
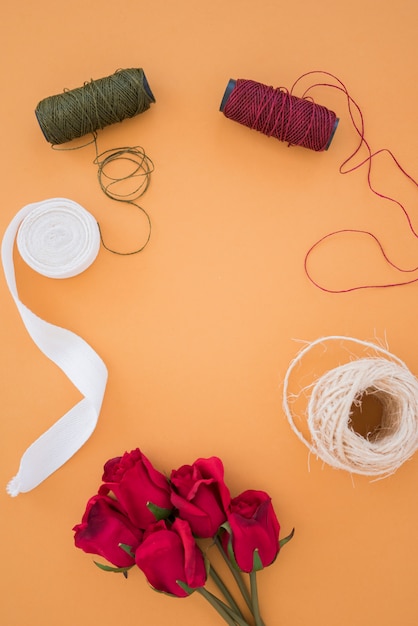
[2,198,108,496]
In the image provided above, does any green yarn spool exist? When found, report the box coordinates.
[35,68,155,145]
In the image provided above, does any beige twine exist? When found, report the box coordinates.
[282,336,418,478]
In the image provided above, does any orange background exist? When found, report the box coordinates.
[1,1,418,625]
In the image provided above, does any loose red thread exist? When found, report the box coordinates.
[294,71,418,292]
[222,78,338,152]
[223,72,418,292]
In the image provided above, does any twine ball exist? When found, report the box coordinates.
[283,336,418,478]
[16,198,100,278]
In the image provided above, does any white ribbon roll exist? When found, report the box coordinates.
[1,198,108,496]
[16,199,101,278]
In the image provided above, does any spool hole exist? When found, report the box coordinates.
[349,391,384,440]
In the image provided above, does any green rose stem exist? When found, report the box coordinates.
[197,587,252,626]
[249,572,263,626]
[214,535,254,615]
[209,564,248,621]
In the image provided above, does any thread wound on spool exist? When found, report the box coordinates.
[221,78,338,151]
[35,68,155,145]
[283,336,418,478]
[35,70,156,256]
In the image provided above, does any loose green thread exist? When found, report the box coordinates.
[94,143,154,255]
[35,68,156,255]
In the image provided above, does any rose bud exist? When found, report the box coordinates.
[99,448,173,529]
[221,489,281,573]
[170,456,231,538]
[73,494,143,568]
[135,518,207,597]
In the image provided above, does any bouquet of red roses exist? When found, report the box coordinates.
[73,449,293,626]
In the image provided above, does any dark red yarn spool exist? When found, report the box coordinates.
[221,71,418,292]
[221,78,338,152]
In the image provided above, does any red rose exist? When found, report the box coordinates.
[135,518,207,597]
[170,457,231,538]
[99,449,173,528]
[222,490,280,573]
[73,494,143,568]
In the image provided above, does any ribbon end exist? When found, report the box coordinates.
[6,476,21,497]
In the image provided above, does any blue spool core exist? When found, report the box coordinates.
[34,108,48,141]
[142,72,155,103]
[325,117,339,150]
[220,78,236,111]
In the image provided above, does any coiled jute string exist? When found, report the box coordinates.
[2,198,108,496]
[282,336,418,478]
